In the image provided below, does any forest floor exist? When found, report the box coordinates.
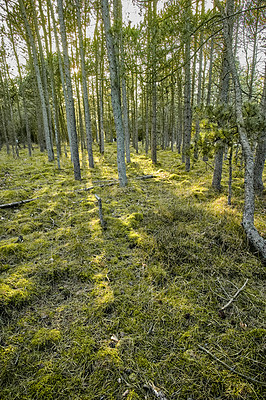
[0,144,265,400]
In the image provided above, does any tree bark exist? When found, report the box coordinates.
[254,63,266,193]
[183,0,192,171]
[216,0,266,262]
[57,0,81,180]
[19,0,54,162]
[75,0,94,168]
[100,0,127,186]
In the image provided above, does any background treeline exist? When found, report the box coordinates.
[0,1,265,254]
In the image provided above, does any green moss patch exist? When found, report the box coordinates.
[0,145,265,399]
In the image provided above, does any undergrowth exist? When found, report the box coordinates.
[0,144,265,400]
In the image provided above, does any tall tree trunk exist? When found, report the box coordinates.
[39,0,61,167]
[100,0,127,186]
[75,0,94,168]
[0,105,10,155]
[206,37,214,106]
[57,0,81,180]
[94,16,105,154]
[48,0,72,155]
[194,1,204,160]
[6,0,32,157]
[183,0,192,172]
[216,0,266,262]
[254,63,266,193]
[151,0,158,164]
[212,51,231,190]
[248,9,259,100]
[19,0,54,161]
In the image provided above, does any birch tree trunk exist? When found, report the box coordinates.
[254,63,266,193]
[100,0,127,186]
[151,0,158,164]
[6,0,32,157]
[216,0,266,262]
[212,52,231,190]
[39,0,61,168]
[183,0,192,172]
[0,105,10,155]
[194,1,204,160]
[57,0,81,180]
[75,0,94,168]
[18,0,54,161]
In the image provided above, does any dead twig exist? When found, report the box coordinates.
[76,182,118,193]
[136,175,155,180]
[0,197,38,209]
[75,175,155,193]
[198,345,266,387]
[220,279,248,311]
[144,382,168,400]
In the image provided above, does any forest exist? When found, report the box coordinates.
[0,0,266,399]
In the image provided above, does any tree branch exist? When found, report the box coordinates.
[0,198,38,209]
[220,279,249,311]
[198,345,266,387]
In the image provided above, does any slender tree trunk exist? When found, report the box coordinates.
[94,17,105,154]
[75,0,94,168]
[206,37,214,106]
[248,10,259,100]
[57,0,81,180]
[39,0,61,167]
[19,0,54,161]
[151,0,158,164]
[6,3,32,157]
[254,63,266,193]
[194,1,204,160]
[183,1,192,172]
[100,0,127,186]
[0,105,10,155]
[48,0,72,155]
[216,0,266,261]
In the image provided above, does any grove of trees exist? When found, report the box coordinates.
[0,0,265,259]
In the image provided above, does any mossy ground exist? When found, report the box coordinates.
[0,144,265,400]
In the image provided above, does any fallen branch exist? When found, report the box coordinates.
[198,345,266,387]
[204,161,214,170]
[0,197,38,209]
[95,194,106,230]
[144,382,168,400]
[220,279,248,312]
[76,182,118,193]
[136,175,155,180]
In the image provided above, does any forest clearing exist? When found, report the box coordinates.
[0,0,266,398]
[0,145,265,399]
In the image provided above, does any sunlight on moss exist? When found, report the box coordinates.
[31,328,61,349]
[0,145,265,400]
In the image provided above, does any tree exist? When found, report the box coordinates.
[216,0,266,262]
[254,63,266,193]
[75,0,94,168]
[18,0,54,162]
[182,0,193,172]
[57,0,81,180]
[100,0,127,187]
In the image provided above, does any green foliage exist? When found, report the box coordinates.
[0,145,265,399]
